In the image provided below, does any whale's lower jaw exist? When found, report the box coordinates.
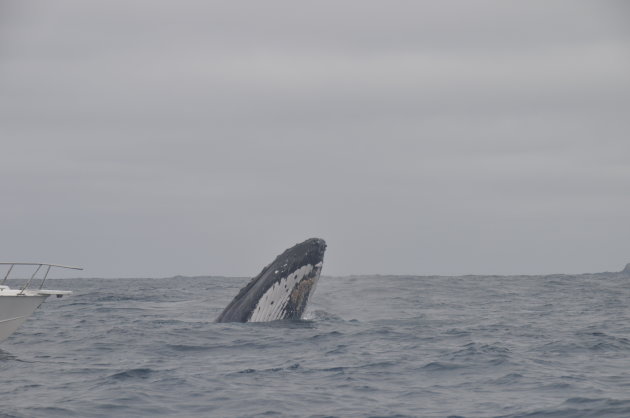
[248,262,322,322]
[216,238,326,323]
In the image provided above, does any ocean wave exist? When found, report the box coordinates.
[3,275,630,417]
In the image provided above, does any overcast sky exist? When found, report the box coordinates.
[1,1,629,278]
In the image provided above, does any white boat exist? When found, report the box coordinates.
[0,263,82,343]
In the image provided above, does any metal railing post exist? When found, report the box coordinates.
[19,264,42,294]
[2,264,14,285]
[39,265,53,289]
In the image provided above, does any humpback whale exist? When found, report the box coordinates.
[216,238,326,323]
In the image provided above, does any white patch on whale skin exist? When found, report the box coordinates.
[248,262,322,322]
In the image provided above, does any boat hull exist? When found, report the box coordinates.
[0,295,48,342]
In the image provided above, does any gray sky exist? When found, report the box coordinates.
[1,1,629,278]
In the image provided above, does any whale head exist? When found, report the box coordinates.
[216,238,326,323]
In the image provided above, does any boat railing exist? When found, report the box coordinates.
[0,263,83,294]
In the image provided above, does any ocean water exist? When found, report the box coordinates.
[1,273,630,417]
